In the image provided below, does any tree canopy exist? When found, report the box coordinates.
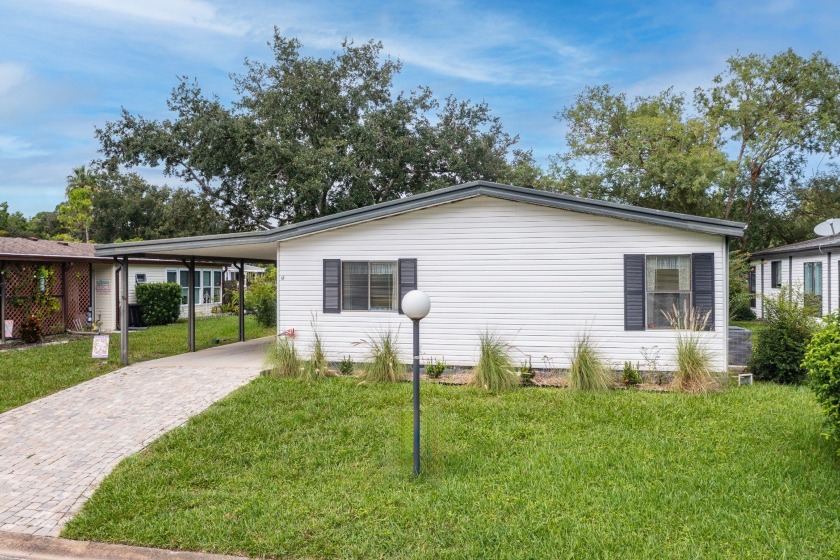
[96,32,520,230]
[556,49,840,251]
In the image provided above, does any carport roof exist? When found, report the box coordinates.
[94,181,746,260]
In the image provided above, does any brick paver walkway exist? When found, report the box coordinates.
[0,338,270,537]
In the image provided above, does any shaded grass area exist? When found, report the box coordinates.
[64,379,840,559]
[731,320,765,332]
[0,316,273,413]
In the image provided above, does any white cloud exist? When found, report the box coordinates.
[0,135,50,159]
[47,0,250,35]
[0,62,29,96]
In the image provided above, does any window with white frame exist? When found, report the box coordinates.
[166,269,222,305]
[804,262,823,316]
[341,261,398,311]
[646,255,691,329]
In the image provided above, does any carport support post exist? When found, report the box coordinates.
[238,259,245,342]
[120,256,129,365]
[187,257,196,352]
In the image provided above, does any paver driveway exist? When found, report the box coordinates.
[0,337,271,537]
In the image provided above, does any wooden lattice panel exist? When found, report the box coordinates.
[65,263,91,331]
[2,261,65,337]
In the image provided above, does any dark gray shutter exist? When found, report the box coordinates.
[323,259,341,313]
[624,254,646,331]
[398,259,417,314]
[691,253,714,331]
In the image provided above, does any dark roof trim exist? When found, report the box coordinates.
[96,181,745,257]
[752,237,840,258]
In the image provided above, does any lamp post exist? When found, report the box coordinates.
[401,289,431,477]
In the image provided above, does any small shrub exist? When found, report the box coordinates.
[135,282,181,326]
[803,312,840,455]
[267,336,301,377]
[517,357,536,385]
[220,284,239,314]
[360,330,406,383]
[664,304,716,393]
[568,333,612,391]
[622,362,643,387]
[751,285,816,384]
[303,331,328,380]
[425,359,447,379]
[471,331,518,392]
[339,356,355,376]
[19,314,43,344]
[245,267,276,327]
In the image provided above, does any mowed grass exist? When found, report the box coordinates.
[0,316,273,413]
[63,379,840,559]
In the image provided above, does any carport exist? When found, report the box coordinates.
[95,231,277,364]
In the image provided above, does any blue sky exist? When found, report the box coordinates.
[1,0,838,216]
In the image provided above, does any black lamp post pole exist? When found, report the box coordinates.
[413,318,421,477]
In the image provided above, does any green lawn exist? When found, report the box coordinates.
[0,316,273,414]
[63,379,840,559]
[731,320,764,331]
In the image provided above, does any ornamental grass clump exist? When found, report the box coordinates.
[568,333,613,391]
[664,304,716,393]
[302,331,329,380]
[267,336,301,378]
[360,330,406,383]
[471,331,519,392]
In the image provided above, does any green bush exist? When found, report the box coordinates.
[803,313,840,455]
[245,267,276,327]
[339,356,355,376]
[471,331,519,392]
[751,286,816,384]
[19,314,43,344]
[135,282,181,326]
[622,362,642,387]
[425,359,447,379]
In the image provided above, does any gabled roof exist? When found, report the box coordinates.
[95,181,745,259]
[751,234,840,258]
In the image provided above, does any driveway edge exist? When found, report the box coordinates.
[0,531,247,560]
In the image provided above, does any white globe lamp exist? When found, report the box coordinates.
[402,289,430,477]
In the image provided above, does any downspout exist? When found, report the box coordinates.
[722,237,730,372]
[760,261,765,319]
[829,252,832,315]
[788,256,793,303]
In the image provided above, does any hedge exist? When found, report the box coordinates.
[136,282,182,326]
[803,312,840,456]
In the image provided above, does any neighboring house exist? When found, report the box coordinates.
[223,264,266,287]
[750,234,840,318]
[0,237,103,341]
[130,260,225,318]
[96,181,745,370]
[0,237,224,340]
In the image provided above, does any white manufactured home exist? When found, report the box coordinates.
[96,182,745,370]
[750,235,840,318]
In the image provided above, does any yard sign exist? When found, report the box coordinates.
[92,335,110,359]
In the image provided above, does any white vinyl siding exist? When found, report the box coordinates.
[751,252,835,318]
[277,195,726,370]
